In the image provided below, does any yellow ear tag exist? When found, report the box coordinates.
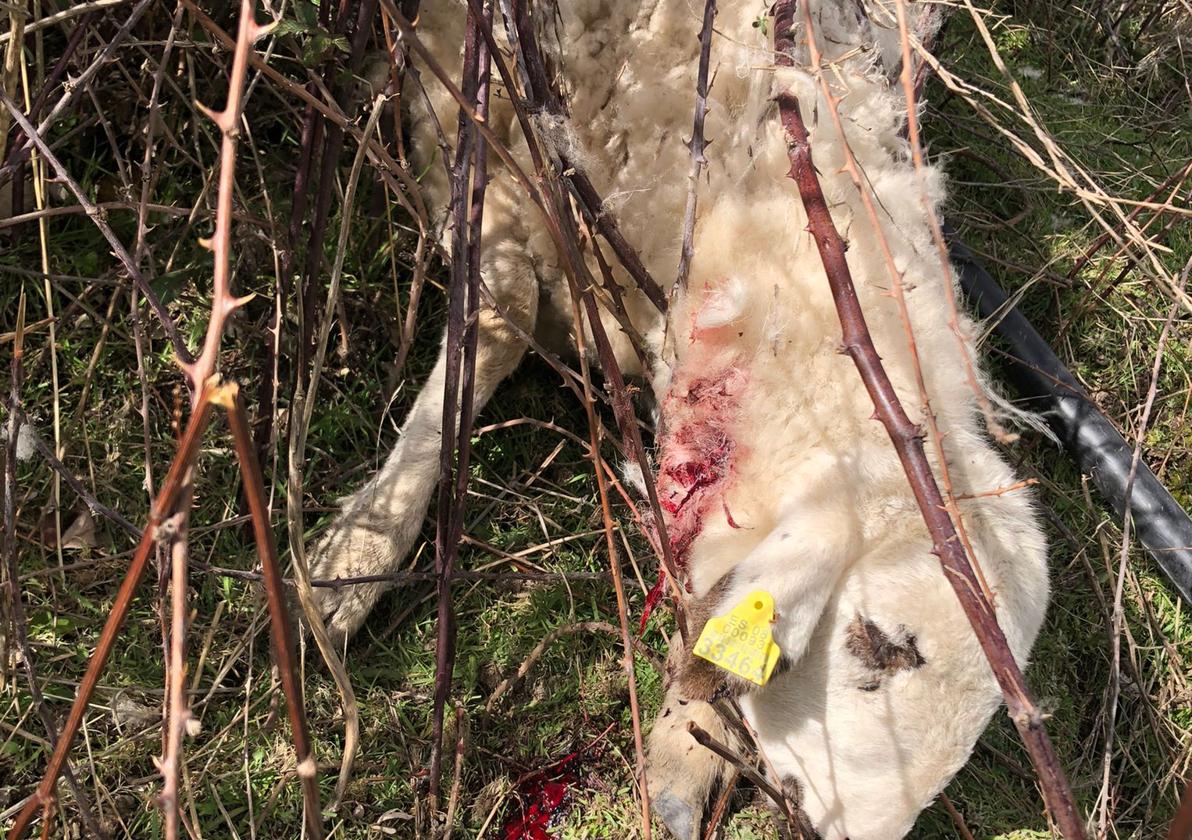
[692,590,782,686]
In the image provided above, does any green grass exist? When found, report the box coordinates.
[1,1,1190,838]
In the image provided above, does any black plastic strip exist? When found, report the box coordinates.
[950,235,1192,605]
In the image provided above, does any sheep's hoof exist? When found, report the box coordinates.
[304,517,399,648]
[653,790,700,840]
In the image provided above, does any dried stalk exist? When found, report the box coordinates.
[674,0,716,297]
[282,94,390,810]
[2,10,95,170]
[428,0,492,807]
[890,0,1013,446]
[1066,159,1192,282]
[799,2,997,604]
[442,705,467,840]
[1098,266,1187,833]
[686,722,797,829]
[771,2,1084,836]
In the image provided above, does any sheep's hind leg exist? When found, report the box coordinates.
[307,246,538,646]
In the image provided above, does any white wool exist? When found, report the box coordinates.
[312,2,1052,838]
[2,422,35,462]
[530,111,594,171]
[693,276,748,329]
[618,457,649,498]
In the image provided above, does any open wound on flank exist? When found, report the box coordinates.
[844,614,926,692]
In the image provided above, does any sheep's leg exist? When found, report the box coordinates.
[647,639,738,840]
[673,483,860,703]
[648,493,856,838]
[308,246,539,645]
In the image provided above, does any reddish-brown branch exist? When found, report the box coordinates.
[801,0,997,605]
[7,391,217,840]
[223,388,324,839]
[160,5,264,834]
[939,793,977,840]
[770,2,1084,836]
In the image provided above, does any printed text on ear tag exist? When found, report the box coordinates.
[692,590,782,686]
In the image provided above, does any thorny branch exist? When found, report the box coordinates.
[160,4,267,834]
[7,4,324,837]
[674,0,717,298]
[771,2,1084,836]
[0,0,155,181]
[6,390,216,840]
[429,0,492,809]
